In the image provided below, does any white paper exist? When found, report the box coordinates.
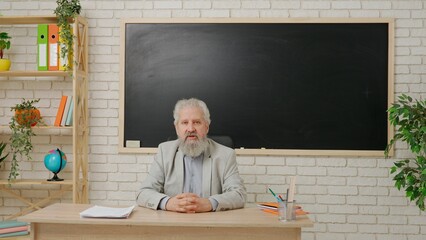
[80,205,135,219]
[39,44,47,67]
[49,43,58,67]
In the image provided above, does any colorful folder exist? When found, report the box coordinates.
[59,27,73,71]
[37,24,48,71]
[48,24,59,71]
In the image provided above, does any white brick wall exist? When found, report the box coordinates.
[1,0,426,239]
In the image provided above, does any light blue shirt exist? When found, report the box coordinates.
[183,154,204,194]
[159,154,218,211]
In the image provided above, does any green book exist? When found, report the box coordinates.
[0,221,27,229]
[0,230,29,238]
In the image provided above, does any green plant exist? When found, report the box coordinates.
[0,32,11,59]
[385,94,426,211]
[54,0,81,71]
[0,142,9,166]
[9,99,44,181]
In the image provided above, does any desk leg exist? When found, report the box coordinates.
[29,223,35,240]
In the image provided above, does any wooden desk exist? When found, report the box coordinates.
[19,203,313,240]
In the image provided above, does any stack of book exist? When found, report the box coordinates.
[257,202,280,215]
[257,202,308,216]
[54,95,73,127]
[0,220,29,238]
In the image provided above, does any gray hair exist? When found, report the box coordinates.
[173,98,211,125]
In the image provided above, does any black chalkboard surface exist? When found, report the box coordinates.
[121,19,393,155]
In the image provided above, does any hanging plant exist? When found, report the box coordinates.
[385,94,426,211]
[54,0,81,71]
[9,99,44,181]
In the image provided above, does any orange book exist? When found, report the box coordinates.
[48,24,59,71]
[262,208,308,216]
[257,202,308,215]
[54,96,67,126]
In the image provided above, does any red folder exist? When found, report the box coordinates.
[48,24,59,71]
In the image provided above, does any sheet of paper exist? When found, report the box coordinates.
[80,205,135,219]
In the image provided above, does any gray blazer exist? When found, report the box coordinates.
[136,139,246,211]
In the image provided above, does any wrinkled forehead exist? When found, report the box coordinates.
[178,107,207,122]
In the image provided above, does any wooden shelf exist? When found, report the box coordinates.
[0,15,89,221]
[0,179,73,185]
[0,70,69,77]
[0,15,84,25]
[0,15,58,24]
[0,125,72,134]
[0,125,72,130]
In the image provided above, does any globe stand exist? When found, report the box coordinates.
[47,173,64,181]
[47,148,65,182]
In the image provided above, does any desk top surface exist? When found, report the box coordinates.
[19,203,313,228]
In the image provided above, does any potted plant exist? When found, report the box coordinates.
[0,142,9,166]
[0,31,11,71]
[8,99,44,180]
[385,94,426,211]
[54,0,81,71]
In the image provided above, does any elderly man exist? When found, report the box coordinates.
[137,98,246,213]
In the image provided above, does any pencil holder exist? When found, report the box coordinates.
[278,200,296,222]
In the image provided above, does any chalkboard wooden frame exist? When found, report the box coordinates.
[119,18,394,156]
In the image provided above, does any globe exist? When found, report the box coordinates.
[44,148,67,181]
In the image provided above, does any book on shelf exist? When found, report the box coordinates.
[61,96,73,126]
[65,97,74,126]
[54,95,67,126]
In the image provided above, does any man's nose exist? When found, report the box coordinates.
[187,123,195,132]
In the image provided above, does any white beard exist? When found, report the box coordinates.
[179,137,208,157]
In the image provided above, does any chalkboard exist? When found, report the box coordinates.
[120,19,393,155]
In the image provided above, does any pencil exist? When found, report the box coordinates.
[268,187,284,203]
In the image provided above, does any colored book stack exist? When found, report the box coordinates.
[38,24,71,71]
[0,221,29,238]
[54,95,73,127]
[256,202,308,216]
[257,202,279,214]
